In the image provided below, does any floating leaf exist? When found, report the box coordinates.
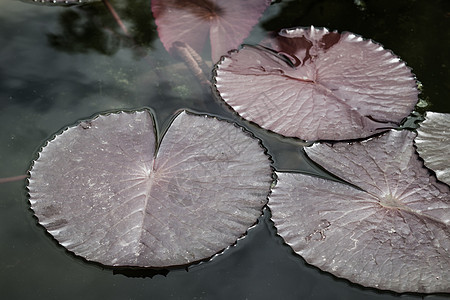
[269,130,450,293]
[20,0,99,5]
[28,110,272,268]
[415,111,450,186]
[214,26,418,141]
[151,0,271,62]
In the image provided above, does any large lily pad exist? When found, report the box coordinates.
[151,0,270,62]
[269,130,450,293]
[214,26,418,141]
[415,111,450,186]
[28,110,273,268]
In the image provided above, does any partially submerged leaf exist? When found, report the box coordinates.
[415,111,450,186]
[269,130,450,293]
[214,26,418,141]
[151,0,271,62]
[28,110,272,268]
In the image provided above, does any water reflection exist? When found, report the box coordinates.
[46,0,156,56]
[161,0,225,20]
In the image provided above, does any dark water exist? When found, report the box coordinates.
[1,0,449,299]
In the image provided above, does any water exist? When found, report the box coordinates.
[1,0,449,299]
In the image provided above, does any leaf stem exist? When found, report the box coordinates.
[102,0,130,36]
[0,174,28,184]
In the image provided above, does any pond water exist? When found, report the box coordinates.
[1,0,449,299]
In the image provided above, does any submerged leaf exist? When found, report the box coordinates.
[415,112,450,186]
[28,110,272,267]
[269,130,450,293]
[151,0,270,62]
[214,26,418,141]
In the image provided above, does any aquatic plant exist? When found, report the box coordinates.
[269,130,450,293]
[415,112,450,186]
[21,0,100,4]
[214,26,419,141]
[14,1,449,293]
[28,110,272,267]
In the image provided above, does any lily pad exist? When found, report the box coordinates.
[21,0,99,5]
[269,130,450,293]
[28,110,273,268]
[151,0,271,62]
[415,111,450,186]
[214,26,418,141]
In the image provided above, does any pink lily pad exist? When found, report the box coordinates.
[28,110,272,268]
[269,130,450,293]
[151,0,271,62]
[415,111,450,186]
[214,26,419,141]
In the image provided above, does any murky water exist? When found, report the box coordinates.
[1,0,449,299]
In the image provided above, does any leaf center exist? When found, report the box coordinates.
[379,194,404,210]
